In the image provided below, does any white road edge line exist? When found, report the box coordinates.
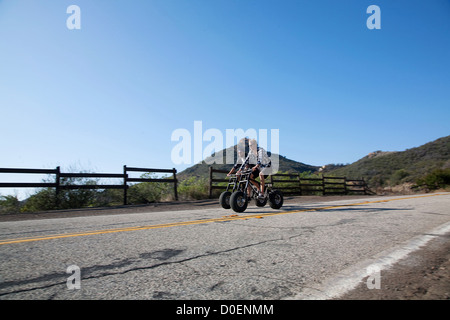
[288,221,450,300]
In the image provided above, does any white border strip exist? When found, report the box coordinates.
[290,221,450,300]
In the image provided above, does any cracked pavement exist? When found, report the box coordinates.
[0,193,449,299]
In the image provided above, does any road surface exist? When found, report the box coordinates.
[0,193,449,300]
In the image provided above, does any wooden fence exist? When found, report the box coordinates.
[1,166,371,206]
[208,167,369,198]
[0,166,178,205]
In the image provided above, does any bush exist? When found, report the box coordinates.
[178,176,209,200]
[20,166,105,212]
[127,182,171,204]
[21,188,57,212]
[95,189,124,207]
[390,169,410,186]
[0,195,22,214]
[416,168,450,190]
[126,172,175,204]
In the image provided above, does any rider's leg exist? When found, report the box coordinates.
[259,168,271,198]
[259,172,265,195]
[249,173,259,197]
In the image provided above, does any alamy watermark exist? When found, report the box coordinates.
[66,5,81,30]
[366,265,381,290]
[171,121,280,173]
[66,265,81,290]
[65,4,380,31]
[367,5,381,30]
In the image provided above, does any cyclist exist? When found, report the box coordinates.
[229,138,272,199]
[248,139,272,198]
[227,147,247,177]
[226,139,249,193]
[227,139,258,197]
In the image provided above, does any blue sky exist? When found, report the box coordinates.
[1,0,450,196]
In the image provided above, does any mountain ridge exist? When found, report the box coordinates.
[178,144,320,179]
[324,135,450,188]
[177,135,450,190]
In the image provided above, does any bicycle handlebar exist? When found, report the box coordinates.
[228,169,253,177]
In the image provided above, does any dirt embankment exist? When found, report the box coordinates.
[337,233,450,300]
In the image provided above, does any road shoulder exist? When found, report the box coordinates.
[336,232,450,300]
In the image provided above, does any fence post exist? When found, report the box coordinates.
[297,173,302,196]
[173,168,178,201]
[208,167,213,199]
[344,177,348,195]
[123,165,128,205]
[55,166,61,208]
[321,175,325,195]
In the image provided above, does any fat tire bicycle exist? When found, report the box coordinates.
[219,169,283,213]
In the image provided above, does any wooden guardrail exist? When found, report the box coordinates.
[0,166,178,205]
[0,166,370,205]
[208,167,369,197]
[123,166,178,204]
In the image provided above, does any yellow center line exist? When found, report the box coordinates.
[0,193,448,246]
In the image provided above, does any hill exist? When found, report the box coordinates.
[324,135,450,188]
[178,144,319,179]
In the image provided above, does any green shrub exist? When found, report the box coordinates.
[178,176,209,200]
[21,188,57,212]
[416,168,450,190]
[0,195,22,214]
[127,182,171,204]
[21,168,103,212]
[390,169,410,186]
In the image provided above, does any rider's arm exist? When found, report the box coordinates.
[257,148,271,169]
[229,157,245,175]
[239,155,250,172]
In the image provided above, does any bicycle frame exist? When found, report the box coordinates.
[225,175,240,193]
[222,169,282,213]
[235,170,272,200]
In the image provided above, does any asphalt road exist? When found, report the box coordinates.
[0,193,449,300]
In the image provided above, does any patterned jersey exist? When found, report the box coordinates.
[233,156,247,170]
[237,147,271,171]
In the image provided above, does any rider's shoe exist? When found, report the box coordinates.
[258,192,264,199]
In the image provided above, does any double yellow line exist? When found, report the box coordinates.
[0,193,447,246]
